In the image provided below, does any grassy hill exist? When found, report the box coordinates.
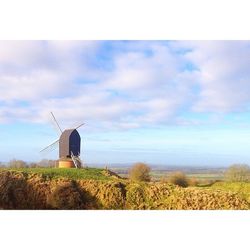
[0,168,249,210]
[0,167,117,181]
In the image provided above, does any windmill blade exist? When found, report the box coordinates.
[49,119,63,136]
[50,112,63,134]
[40,139,59,153]
[74,123,85,130]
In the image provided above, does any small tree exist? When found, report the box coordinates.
[224,164,250,182]
[129,162,151,182]
[168,171,189,187]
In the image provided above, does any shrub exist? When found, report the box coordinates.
[129,163,151,182]
[224,164,250,182]
[168,171,189,187]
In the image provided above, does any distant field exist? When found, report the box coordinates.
[111,168,225,182]
[0,167,225,182]
[0,167,113,181]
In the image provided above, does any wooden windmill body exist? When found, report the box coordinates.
[40,112,84,168]
[58,129,81,168]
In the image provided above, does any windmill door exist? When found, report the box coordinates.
[69,130,81,156]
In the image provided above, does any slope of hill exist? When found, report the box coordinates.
[0,168,249,210]
[209,182,250,203]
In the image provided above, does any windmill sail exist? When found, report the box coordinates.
[74,123,85,130]
[50,112,63,134]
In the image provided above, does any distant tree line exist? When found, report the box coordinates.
[128,162,250,186]
[0,159,57,168]
[0,162,5,168]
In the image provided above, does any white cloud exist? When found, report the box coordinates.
[0,41,194,129]
[178,41,250,112]
[0,70,64,102]
[1,41,250,130]
[98,42,194,126]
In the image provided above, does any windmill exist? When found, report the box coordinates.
[40,112,84,168]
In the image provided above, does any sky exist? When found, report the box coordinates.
[1,40,250,166]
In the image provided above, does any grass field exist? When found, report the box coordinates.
[0,167,113,181]
[112,168,224,182]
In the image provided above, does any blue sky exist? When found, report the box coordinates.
[1,40,250,166]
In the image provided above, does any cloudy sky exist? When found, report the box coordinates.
[1,40,250,166]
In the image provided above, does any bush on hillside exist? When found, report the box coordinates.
[129,163,151,182]
[168,171,189,187]
[224,164,250,182]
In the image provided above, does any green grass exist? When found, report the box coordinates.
[0,167,112,181]
[209,181,250,203]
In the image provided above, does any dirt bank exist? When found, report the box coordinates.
[0,170,249,209]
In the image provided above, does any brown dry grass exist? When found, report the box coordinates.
[0,170,249,210]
